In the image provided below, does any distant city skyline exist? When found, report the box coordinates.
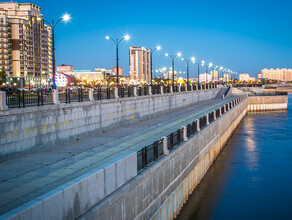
[12,0,292,78]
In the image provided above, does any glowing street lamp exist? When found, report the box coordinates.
[165,52,182,86]
[181,56,195,84]
[150,45,161,84]
[105,34,130,86]
[43,13,71,88]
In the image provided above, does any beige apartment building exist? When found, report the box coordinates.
[210,70,219,80]
[129,46,151,83]
[57,64,74,73]
[261,68,292,81]
[0,2,52,87]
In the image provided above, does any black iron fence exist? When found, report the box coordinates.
[137,95,248,172]
[152,85,161,95]
[118,87,134,98]
[6,89,53,108]
[137,139,164,170]
[4,84,220,109]
[93,87,114,100]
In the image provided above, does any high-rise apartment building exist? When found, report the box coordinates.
[112,67,122,76]
[210,70,219,80]
[129,46,151,83]
[0,2,52,87]
[261,68,292,81]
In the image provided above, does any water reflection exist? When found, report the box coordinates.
[177,95,292,220]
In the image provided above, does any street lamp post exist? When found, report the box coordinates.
[165,52,182,86]
[106,34,130,87]
[207,63,212,83]
[219,66,223,83]
[43,14,71,88]
[150,46,161,85]
[181,57,195,84]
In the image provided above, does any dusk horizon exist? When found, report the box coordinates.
[11,0,292,77]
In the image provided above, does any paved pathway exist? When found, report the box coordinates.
[0,96,237,215]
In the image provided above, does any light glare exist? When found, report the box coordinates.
[124,34,130,40]
[62,14,71,22]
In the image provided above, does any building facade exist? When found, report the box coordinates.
[0,2,52,87]
[129,46,151,83]
[112,67,122,76]
[239,73,251,81]
[57,64,74,73]
[261,68,292,81]
[210,70,219,81]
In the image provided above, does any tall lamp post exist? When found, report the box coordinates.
[219,66,223,83]
[181,56,195,84]
[105,34,130,87]
[43,14,71,88]
[205,62,212,83]
[192,58,202,84]
[165,52,182,86]
[150,46,161,85]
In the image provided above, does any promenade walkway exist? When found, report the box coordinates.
[0,96,238,215]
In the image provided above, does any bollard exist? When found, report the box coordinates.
[206,114,209,125]
[182,126,188,141]
[148,86,152,96]
[133,87,137,97]
[170,86,173,93]
[213,110,216,120]
[89,88,94,101]
[53,89,60,105]
[219,107,222,116]
[223,94,225,99]
[190,84,193,91]
[114,88,119,99]
[0,91,8,110]
[162,136,169,155]
[196,119,200,132]
[160,85,164,94]
[178,85,181,93]
[224,105,226,112]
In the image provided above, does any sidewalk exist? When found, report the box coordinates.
[0,96,237,215]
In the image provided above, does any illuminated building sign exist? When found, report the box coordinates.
[55,72,69,87]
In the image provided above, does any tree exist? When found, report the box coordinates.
[0,69,6,85]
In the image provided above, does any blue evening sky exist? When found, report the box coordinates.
[17,0,292,77]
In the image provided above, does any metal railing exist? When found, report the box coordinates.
[137,139,164,170]
[224,86,231,97]
[137,95,248,172]
[6,89,53,108]
[4,84,220,109]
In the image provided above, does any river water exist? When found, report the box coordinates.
[177,94,292,220]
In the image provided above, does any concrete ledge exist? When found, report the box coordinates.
[248,95,288,111]
[0,88,221,161]
[78,97,249,220]
[0,152,137,220]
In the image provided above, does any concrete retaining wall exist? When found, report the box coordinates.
[248,95,288,111]
[78,96,248,220]
[0,152,137,220]
[0,89,220,161]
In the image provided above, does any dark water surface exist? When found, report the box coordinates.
[177,94,292,220]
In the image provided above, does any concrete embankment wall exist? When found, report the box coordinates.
[0,89,220,161]
[248,95,288,111]
[79,97,248,220]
